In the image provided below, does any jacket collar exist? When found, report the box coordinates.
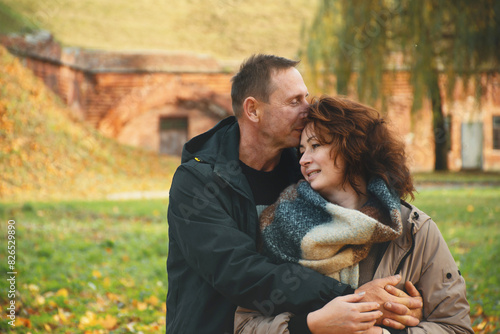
[182,116,301,202]
[395,202,431,250]
[181,116,253,200]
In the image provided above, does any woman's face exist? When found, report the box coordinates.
[299,124,345,198]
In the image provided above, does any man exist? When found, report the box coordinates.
[166,54,421,333]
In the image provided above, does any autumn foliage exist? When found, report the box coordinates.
[0,45,179,201]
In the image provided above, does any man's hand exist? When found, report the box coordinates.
[355,275,423,330]
[382,281,423,329]
[307,293,382,334]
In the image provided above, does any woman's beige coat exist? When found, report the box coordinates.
[234,203,473,334]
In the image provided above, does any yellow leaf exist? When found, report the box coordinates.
[79,311,97,329]
[137,302,148,311]
[103,277,111,288]
[56,288,68,297]
[15,317,31,328]
[92,270,102,278]
[99,314,118,330]
[466,205,474,212]
[28,284,40,292]
[146,295,159,306]
[44,323,52,331]
[106,292,123,302]
[120,278,135,287]
[58,308,68,323]
[36,295,45,305]
[122,255,130,262]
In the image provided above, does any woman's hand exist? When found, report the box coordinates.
[381,281,423,329]
[307,292,382,334]
[355,275,422,329]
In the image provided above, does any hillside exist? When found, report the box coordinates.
[0,0,318,63]
[0,45,179,201]
[0,1,37,34]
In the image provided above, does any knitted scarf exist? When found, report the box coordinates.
[259,178,403,288]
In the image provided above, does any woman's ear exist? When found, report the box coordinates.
[242,97,260,123]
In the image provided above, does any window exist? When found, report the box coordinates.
[494,116,500,150]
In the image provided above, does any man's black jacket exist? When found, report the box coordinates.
[166,116,352,333]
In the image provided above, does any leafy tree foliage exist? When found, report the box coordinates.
[303,0,500,170]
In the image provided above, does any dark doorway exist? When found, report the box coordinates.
[159,117,188,156]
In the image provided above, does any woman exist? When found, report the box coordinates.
[234,96,473,334]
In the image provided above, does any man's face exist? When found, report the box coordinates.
[257,67,309,149]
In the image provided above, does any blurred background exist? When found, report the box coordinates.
[0,0,499,333]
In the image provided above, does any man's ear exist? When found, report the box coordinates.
[242,97,260,123]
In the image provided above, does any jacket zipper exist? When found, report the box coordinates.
[395,223,415,275]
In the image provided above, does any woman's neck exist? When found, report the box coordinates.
[323,179,368,210]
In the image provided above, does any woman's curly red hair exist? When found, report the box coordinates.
[305,96,415,200]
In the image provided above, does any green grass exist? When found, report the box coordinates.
[412,187,500,331]
[0,187,498,332]
[0,2,38,34]
[0,199,169,332]
[413,171,500,184]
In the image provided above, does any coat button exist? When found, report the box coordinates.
[413,212,419,220]
[446,273,452,279]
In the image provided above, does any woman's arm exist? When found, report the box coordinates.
[406,218,473,334]
[234,307,293,334]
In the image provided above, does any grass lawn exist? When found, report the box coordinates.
[0,0,318,63]
[0,186,499,333]
[0,199,169,333]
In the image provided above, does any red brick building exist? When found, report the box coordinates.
[2,32,500,171]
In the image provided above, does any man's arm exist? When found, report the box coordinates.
[168,163,353,315]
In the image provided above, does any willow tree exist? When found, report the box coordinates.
[302,0,500,170]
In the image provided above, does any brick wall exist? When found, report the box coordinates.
[2,32,500,171]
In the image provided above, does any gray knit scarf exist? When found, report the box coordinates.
[259,178,403,288]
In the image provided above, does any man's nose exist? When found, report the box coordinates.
[301,100,309,115]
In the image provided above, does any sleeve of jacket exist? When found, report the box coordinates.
[407,216,473,334]
[168,163,352,315]
[234,307,293,334]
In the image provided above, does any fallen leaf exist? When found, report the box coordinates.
[56,288,68,297]
[28,284,40,292]
[79,311,97,329]
[36,295,46,305]
[103,277,111,288]
[145,295,159,306]
[15,317,31,328]
[99,314,118,329]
